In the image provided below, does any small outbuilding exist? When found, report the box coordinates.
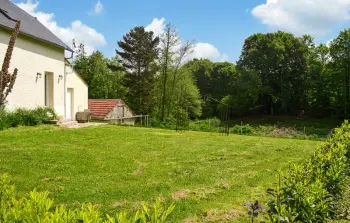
[88,99,136,125]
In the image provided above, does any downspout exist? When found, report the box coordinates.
[64,50,73,119]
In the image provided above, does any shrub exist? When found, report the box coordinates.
[0,174,175,222]
[231,124,254,135]
[0,109,11,130]
[267,121,350,222]
[0,107,56,130]
[188,118,221,132]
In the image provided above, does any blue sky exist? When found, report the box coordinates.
[12,0,350,63]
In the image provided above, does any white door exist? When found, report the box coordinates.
[66,89,73,120]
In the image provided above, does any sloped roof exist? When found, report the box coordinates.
[89,99,123,119]
[0,0,72,51]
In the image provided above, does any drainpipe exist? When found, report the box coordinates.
[64,50,73,120]
[63,60,66,119]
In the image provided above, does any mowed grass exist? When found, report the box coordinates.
[0,125,321,222]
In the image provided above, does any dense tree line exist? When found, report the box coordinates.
[74,26,350,121]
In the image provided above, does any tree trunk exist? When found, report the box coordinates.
[161,28,171,121]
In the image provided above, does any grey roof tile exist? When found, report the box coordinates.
[0,0,72,51]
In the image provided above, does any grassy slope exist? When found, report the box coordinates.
[0,125,321,222]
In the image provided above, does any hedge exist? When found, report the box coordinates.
[267,121,350,222]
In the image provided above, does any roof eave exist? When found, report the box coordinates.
[0,24,73,52]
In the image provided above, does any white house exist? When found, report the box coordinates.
[0,0,88,120]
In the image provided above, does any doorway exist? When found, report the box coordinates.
[66,88,73,120]
[44,72,54,108]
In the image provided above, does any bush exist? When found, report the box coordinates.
[0,174,175,222]
[267,121,350,222]
[231,124,254,135]
[188,118,221,132]
[0,107,57,130]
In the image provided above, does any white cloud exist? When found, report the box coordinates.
[326,39,333,47]
[88,0,104,16]
[145,18,166,37]
[186,43,229,62]
[252,0,350,36]
[145,18,228,62]
[16,0,106,55]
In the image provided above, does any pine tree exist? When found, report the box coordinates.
[116,26,159,115]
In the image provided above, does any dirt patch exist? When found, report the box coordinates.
[198,209,244,222]
[216,181,230,190]
[183,217,197,223]
[93,204,102,209]
[132,169,144,175]
[41,176,71,182]
[172,189,190,200]
[191,188,217,200]
[112,200,128,207]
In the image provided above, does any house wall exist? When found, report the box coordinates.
[66,68,88,120]
[0,27,66,116]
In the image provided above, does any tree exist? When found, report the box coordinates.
[117,26,159,115]
[74,47,127,100]
[330,29,350,118]
[73,43,90,83]
[106,57,127,99]
[237,31,308,115]
[168,40,195,116]
[0,20,21,109]
[183,59,238,118]
[223,69,262,116]
[305,42,334,117]
[158,23,180,120]
[87,51,111,99]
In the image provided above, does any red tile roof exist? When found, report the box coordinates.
[88,99,122,119]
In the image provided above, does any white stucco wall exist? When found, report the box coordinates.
[0,27,66,116]
[66,67,88,120]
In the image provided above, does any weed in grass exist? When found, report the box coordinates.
[244,201,264,223]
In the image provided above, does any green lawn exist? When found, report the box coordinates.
[0,125,321,222]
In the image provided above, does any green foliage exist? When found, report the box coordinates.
[0,107,56,130]
[184,59,237,118]
[237,31,308,115]
[74,47,127,100]
[267,121,350,222]
[116,26,159,115]
[329,29,350,118]
[231,124,254,135]
[0,174,175,222]
[188,118,221,132]
[150,115,178,129]
[226,69,263,116]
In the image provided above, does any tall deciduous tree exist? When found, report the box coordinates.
[117,27,159,115]
[330,29,350,118]
[74,46,126,100]
[237,31,308,115]
[158,23,180,120]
